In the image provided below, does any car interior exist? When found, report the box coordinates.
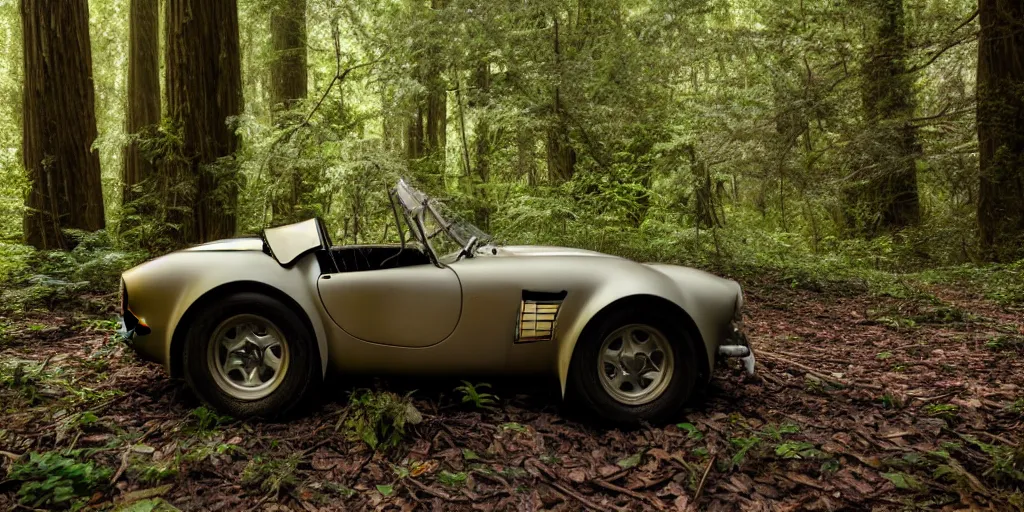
[328,244,431,272]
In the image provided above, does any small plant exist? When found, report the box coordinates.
[1008,398,1024,415]
[761,422,800,441]
[985,335,1024,352]
[499,422,528,433]
[438,470,468,487]
[8,451,112,509]
[923,403,959,422]
[775,441,823,459]
[132,460,179,485]
[453,381,499,410]
[187,406,232,435]
[345,389,421,451]
[876,351,893,360]
[676,422,704,440]
[730,435,761,467]
[880,393,904,409]
[241,454,300,495]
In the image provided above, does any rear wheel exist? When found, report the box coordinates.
[568,308,696,424]
[183,292,321,418]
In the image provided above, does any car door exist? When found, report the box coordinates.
[316,264,462,348]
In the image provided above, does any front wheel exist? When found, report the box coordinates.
[568,309,696,424]
[182,292,321,419]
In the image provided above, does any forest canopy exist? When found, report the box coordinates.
[0,0,1022,269]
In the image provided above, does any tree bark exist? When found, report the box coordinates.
[546,15,575,183]
[853,0,920,234]
[406,0,447,193]
[472,62,493,230]
[122,0,160,209]
[977,0,1024,262]
[269,0,308,224]
[165,0,243,243]
[270,0,307,114]
[21,0,106,250]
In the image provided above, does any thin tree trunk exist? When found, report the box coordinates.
[122,0,160,209]
[21,0,105,250]
[165,0,243,243]
[472,62,494,230]
[977,0,1024,261]
[546,15,575,183]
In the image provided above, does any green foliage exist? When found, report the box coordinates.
[923,403,960,422]
[775,441,824,459]
[0,237,146,312]
[344,389,421,451]
[676,422,704,440]
[881,471,926,491]
[241,454,300,495]
[437,470,468,487]
[187,406,233,435]
[8,451,112,510]
[453,381,498,410]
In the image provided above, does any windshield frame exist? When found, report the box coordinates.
[390,179,491,266]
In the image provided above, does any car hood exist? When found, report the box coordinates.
[490,245,618,258]
[182,238,265,252]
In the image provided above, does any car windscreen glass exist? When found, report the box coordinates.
[393,180,492,262]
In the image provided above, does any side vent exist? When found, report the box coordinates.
[516,290,567,343]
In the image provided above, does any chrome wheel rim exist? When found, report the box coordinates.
[207,314,289,401]
[597,324,674,405]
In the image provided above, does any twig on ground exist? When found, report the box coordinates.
[592,477,665,509]
[547,479,614,512]
[407,477,469,502]
[759,351,883,390]
[690,454,716,511]
[0,450,22,460]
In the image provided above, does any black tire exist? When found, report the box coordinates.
[567,307,697,425]
[182,292,321,419]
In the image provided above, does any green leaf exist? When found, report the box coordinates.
[462,449,480,460]
[376,484,394,496]
[676,422,704,440]
[881,472,924,491]
[617,451,644,469]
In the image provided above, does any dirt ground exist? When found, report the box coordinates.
[1,276,1022,511]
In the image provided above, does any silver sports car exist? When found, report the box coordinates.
[119,180,755,423]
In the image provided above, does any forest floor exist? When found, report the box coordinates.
[1,272,1023,511]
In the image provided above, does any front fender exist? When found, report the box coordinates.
[554,263,742,396]
[122,250,329,376]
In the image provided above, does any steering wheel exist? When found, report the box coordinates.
[456,236,479,261]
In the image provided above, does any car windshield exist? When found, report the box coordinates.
[392,179,491,262]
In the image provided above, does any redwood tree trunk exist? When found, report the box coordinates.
[122,0,160,208]
[269,0,308,224]
[270,0,307,113]
[165,0,243,243]
[21,0,105,249]
[854,0,920,234]
[977,0,1024,261]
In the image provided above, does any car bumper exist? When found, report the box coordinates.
[717,321,756,375]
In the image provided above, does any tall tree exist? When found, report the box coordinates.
[122,0,160,208]
[20,0,105,250]
[851,0,920,233]
[546,14,575,183]
[269,0,308,223]
[405,0,447,193]
[270,0,307,114]
[165,0,243,243]
[977,0,1024,261]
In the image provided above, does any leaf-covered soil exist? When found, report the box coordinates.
[1,276,1023,511]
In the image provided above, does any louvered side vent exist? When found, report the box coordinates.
[516,290,567,343]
